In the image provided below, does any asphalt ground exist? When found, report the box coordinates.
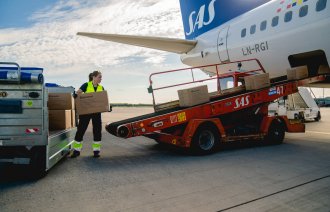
[0,107,330,212]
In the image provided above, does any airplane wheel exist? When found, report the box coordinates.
[265,119,285,144]
[191,122,220,155]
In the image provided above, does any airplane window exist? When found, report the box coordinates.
[272,16,279,27]
[241,28,246,37]
[284,11,293,22]
[316,0,327,11]
[299,5,308,17]
[260,20,267,31]
[250,25,256,34]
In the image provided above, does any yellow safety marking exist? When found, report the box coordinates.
[177,112,186,122]
[172,139,177,145]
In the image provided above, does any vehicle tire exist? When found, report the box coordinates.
[191,122,220,155]
[265,119,285,144]
[29,146,47,180]
[314,111,321,122]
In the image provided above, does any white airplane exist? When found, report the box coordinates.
[77,0,330,87]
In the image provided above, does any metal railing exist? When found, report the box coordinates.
[0,62,21,83]
[148,59,266,108]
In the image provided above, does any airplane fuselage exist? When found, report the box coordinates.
[181,0,330,79]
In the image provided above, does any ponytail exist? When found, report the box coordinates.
[89,70,101,82]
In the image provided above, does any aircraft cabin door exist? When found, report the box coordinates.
[217,26,230,62]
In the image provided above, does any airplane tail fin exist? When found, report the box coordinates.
[179,0,271,40]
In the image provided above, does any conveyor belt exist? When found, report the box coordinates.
[105,88,250,135]
[106,106,181,135]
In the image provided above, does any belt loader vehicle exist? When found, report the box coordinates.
[106,59,329,154]
[0,62,77,178]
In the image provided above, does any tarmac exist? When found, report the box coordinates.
[0,107,330,212]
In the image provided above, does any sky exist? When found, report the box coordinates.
[0,0,329,104]
[0,0,190,104]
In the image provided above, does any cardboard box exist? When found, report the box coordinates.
[244,73,270,90]
[178,85,209,107]
[75,91,109,115]
[49,110,72,130]
[48,93,74,110]
[71,110,76,127]
[318,65,330,74]
[287,66,308,80]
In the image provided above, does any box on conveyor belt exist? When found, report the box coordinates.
[48,93,74,110]
[287,66,308,80]
[244,73,270,90]
[75,91,109,115]
[49,110,72,130]
[318,65,330,74]
[178,85,209,107]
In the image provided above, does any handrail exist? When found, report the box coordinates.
[0,62,21,83]
[148,59,265,108]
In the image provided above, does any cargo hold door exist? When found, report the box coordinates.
[217,26,230,62]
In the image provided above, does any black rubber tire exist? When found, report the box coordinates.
[28,146,47,180]
[265,119,285,144]
[191,122,220,155]
[314,111,321,122]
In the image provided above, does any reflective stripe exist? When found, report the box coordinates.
[86,81,103,93]
[73,140,83,151]
[92,141,101,151]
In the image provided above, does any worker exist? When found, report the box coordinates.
[71,71,105,158]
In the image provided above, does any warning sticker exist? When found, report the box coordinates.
[26,100,33,106]
[177,112,186,122]
[170,112,187,124]
[268,87,277,96]
[170,114,178,124]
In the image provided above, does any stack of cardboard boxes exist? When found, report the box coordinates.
[48,91,110,130]
[48,93,75,130]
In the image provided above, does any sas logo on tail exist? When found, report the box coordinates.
[186,0,216,36]
[180,0,271,39]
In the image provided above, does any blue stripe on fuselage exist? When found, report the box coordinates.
[180,0,272,40]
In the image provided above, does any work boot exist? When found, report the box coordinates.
[93,151,100,158]
[70,150,80,158]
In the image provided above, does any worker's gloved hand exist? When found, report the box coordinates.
[72,92,78,99]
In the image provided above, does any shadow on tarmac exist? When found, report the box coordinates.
[0,140,277,184]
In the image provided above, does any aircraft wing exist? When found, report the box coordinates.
[77,32,197,54]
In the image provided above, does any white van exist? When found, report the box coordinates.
[0,62,77,179]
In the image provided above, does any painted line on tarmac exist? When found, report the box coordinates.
[306,131,330,135]
[217,174,330,212]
